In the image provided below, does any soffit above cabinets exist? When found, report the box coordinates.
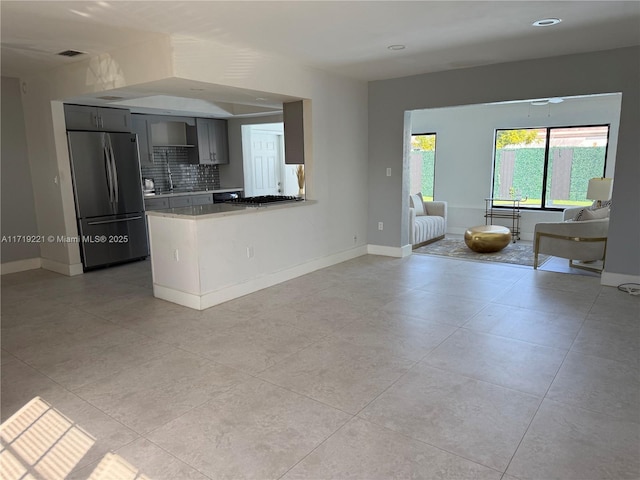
[62,78,298,119]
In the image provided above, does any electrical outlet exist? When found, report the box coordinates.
[246,246,254,259]
[353,234,358,244]
[386,168,391,177]
[173,249,179,261]
[378,222,384,230]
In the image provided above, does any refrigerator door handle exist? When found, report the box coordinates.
[87,216,143,226]
[106,134,119,205]
[103,139,114,205]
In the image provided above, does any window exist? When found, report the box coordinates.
[492,125,609,209]
[410,133,436,201]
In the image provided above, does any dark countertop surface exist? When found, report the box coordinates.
[144,187,243,199]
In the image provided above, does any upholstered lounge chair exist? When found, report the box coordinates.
[533,206,609,271]
[409,193,447,248]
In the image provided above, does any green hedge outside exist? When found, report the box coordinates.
[494,147,606,202]
[417,151,435,198]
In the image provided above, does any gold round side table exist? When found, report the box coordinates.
[464,225,511,253]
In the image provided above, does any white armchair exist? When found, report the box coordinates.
[409,193,447,248]
[533,206,609,271]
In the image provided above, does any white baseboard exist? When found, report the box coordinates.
[2,257,84,276]
[367,244,411,258]
[153,284,202,309]
[601,271,640,287]
[155,245,368,310]
[1,258,42,275]
[41,258,84,276]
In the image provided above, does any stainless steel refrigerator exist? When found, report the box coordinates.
[67,131,148,270]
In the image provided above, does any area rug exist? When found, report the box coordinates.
[413,238,550,267]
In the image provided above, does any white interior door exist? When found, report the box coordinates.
[249,132,283,196]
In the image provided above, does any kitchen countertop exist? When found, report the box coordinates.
[144,187,243,199]
[146,199,315,219]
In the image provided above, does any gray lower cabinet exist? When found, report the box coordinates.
[64,104,132,132]
[145,193,214,211]
[144,197,169,210]
[196,118,229,164]
[169,196,192,208]
[191,194,213,206]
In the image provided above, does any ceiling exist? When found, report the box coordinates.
[2,1,639,116]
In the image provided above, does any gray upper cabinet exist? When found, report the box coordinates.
[64,104,131,132]
[283,100,307,164]
[131,114,154,166]
[196,118,229,164]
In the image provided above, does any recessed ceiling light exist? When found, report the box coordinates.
[532,18,562,27]
[387,44,406,51]
[531,97,564,106]
[531,100,549,106]
[255,97,268,101]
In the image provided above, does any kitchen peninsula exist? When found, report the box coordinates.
[146,199,318,309]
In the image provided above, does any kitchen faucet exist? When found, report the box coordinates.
[165,154,174,192]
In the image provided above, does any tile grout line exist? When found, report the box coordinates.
[274,415,354,479]
[499,307,590,477]
[357,413,506,475]
[270,309,489,479]
[2,357,149,475]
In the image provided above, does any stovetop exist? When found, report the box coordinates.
[226,195,303,206]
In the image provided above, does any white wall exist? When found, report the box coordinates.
[16,33,369,278]
[1,77,41,270]
[410,94,622,238]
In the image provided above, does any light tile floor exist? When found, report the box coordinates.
[2,254,639,480]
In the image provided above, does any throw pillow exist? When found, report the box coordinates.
[580,207,610,221]
[410,193,426,216]
[573,204,611,221]
[573,208,587,221]
[592,199,612,209]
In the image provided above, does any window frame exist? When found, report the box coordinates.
[491,124,610,211]
[410,132,437,201]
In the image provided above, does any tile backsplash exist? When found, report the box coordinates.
[141,146,220,192]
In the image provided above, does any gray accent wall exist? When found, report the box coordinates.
[1,77,40,263]
[368,46,639,277]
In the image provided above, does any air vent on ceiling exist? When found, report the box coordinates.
[97,96,125,101]
[57,49,86,57]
